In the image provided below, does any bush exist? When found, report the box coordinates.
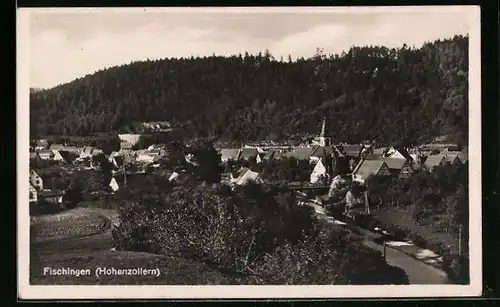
[112,181,406,284]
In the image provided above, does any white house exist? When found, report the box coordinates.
[29,169,43,191]
[29,183,38,203]
[37,150,54,160]
[310,160,329,184]
[52,150,67,163]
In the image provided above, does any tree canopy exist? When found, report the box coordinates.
[30,35,468,146]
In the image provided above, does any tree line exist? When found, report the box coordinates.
[30,35,468,146]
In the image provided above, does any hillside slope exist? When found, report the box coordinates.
[30,35,468,146]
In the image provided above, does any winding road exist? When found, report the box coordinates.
[305,200,449,284]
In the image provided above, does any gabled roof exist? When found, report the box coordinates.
[445,153,460,163]
[352,159,388,181]
[82,147,94,155]
[423,154,446,168]
[30,168,41,177]
[232,167,261,186]
[111,172,148,188]
[49,144,64,150]
[239,148,259,159]
[61,146,83,153]
[341,144,364,158]
[289,147,315,160]
[310,146,333,158]
[387,146,413,160]
[447,151,467,163]
[220,148,241,160]
[53,150,69,163]
[263,150,276,160]
[384,158,406,170]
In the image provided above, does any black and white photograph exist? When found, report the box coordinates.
[17,6,481,299]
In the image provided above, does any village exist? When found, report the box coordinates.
[29,117,468,220]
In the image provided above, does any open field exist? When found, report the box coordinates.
[30,207,247,285]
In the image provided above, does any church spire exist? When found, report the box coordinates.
[319,116,326,138]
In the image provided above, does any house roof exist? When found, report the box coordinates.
[54,150,71,163]
[372,147,387,155]
[82,147,94,155]
[49,144,64,150]
[263,150,276,160]
[423,154,445,168]
[39,190,65,197]
[447,151,467,163]
[233,168,261,185]
[384,158,406,170]
[38,150,53,155]
[341,144,363,158]
[239,148,259,159]
[445,153,460,163]
[220,149,241,160]
[353,159,387,181]
[363,154,385,161]
[61,146,82,153]
[387,146,413,160]
[289,147,315,160]
[310,146,333,158]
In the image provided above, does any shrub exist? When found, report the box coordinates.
[112,181,405,284]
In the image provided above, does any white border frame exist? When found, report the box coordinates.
[17,6,482,300]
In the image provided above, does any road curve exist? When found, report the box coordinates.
[305,200,449,284]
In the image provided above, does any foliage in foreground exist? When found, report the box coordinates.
[112,181,409,284]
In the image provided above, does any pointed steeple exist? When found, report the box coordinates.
[319,116,326,138]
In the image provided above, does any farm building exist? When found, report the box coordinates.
[384,158,415,178]
[220,149,241,162]
[238,148,261,163]
[352,159,391,184]
[423,154,446,171]
[230,167,263,186]
[29,169,43,191]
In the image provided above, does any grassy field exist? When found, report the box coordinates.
[30,207,247,285]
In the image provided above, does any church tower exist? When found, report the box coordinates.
[313,116,331,147]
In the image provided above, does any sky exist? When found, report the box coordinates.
[25,7,472,89]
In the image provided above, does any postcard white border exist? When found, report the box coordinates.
[17,6,482,300]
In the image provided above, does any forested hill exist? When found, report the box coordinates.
[30,35,468,146]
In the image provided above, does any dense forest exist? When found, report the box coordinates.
[30,35,468,146]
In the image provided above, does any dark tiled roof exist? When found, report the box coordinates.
[289,147,315,160]
[239,148,259,159]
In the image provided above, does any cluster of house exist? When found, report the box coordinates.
[29,119,468,202]
[218,118,468,187]
[30,140,104,165]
